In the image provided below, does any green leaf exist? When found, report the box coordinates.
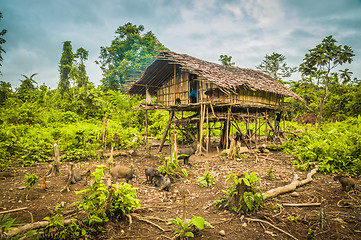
[242,178,250,186]
[250,171,259,182]
[204,220,214,228]
[168,219,178,225]
[243,192,255,211]
[191,216,205,230]
[184,231,195,237]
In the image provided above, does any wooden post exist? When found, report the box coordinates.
[198,104,205,154]
[247,108,251,149]
[145,110,148,148]
[265,111,268,144]
[255,112,258,149]
[206,106,209,153]
[178,124,207,152]
[174,133,178,161]
[158,110,175,153]
[283,111,286,133]
[226,106,231,149]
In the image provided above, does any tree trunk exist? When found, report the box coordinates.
[46,141,60,177]
[317,75,330,130]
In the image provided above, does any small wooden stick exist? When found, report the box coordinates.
[282,203,321,207]
[131,213,165,231]
[0,207,28,214]
[245,217,299,240]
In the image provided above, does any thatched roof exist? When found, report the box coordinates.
[128,51,304,102]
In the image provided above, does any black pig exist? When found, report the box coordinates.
[110,165,136,184]
[155,175,171,191]
[334,175,356,192]
[178,147,195,165]
[145,167,161,184]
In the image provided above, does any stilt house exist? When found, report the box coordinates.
[128,51,303,151]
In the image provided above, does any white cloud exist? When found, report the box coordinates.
[1,0,361,89]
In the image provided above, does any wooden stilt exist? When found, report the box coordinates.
[247,108,251,148]
[174,133,178,161]
[145,110,148,148]
[198,104,205,154]
[177,124,207,152]
[254,112,258,148]
[226,107,231,149]
[265,110,268,144]
[206,106,209,153]
[283,111,286,134]
[158,110,175,153]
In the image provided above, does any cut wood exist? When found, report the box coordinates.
[5,219,75,238]
[282,203,321,207]
[263,166,319,200]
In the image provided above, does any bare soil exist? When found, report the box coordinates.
[1,146,361,240]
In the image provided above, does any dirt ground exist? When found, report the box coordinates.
[1,144,361,240]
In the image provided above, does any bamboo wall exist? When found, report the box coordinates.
[156,70,281,108]
[157,70,190,106]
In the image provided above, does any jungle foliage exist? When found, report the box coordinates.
[0,31,360,178]
[281,117,361,175]
[0,81,168,171]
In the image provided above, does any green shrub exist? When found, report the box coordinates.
[197,171,215,188]
[24,173,39,189]
[286,117,361,174]
[75,165,140,231]
[216,171,263,213]
[168,216,213,239]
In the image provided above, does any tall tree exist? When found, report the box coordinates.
[256,52,297,84]
[96,22,168,91]
[58,41,74,93]
[17,73,38,101]
[0,81,11,105]
[299,35,354,129]
[219,55,235,66]
[0,12,7,75]
[72,47,89,87]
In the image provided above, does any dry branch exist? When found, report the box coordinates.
[263,166,319,200]
[5,219,75,238]
[245,217,298,240]
[282,203,321,207]
[131,213,165,231]
[0,207,28,215]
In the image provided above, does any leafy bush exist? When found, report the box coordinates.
[75,165,140,231]
[286,117,361,174]
[197,171,215,188]
[24,173,39,189]
[216,171,263,213]
[43,204,87,240]
[168,216,213,239]
[157,153,182,177]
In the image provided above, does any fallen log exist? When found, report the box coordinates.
[263,166,319,200]
[5,219,75,238]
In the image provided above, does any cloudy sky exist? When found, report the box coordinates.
[1,0,361,89]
